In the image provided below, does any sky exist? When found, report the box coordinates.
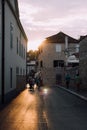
[18,0,87,51]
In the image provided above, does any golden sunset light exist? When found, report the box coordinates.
[18,0,87,51]
[1,1,87,130]
[27,39,43,51]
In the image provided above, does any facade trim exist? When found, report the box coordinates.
[6,0,28,42]
[1,0,5,103]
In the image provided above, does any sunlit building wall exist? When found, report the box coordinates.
[38,40,66,86]
[38,32,78,86]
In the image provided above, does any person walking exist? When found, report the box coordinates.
[65,73,71,89]
[29,77,34,90]
[75,73,81,91]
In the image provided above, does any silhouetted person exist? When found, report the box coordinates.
[75,73,81,91]
[65,73,71,89]
[29,77,34,90]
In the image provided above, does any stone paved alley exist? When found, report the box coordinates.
[0,86,87,130]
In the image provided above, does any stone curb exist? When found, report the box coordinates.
[57,85,87,101]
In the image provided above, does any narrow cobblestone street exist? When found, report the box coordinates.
[0,86,87,130]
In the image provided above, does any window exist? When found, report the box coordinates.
[24,48,26,59]
[10,68,12,88]
[10,22,13,49]
[23,69,25,75]
[20,43,22,57]
[56,44,61,52]
[76,44,79,52]
[19,32,21,56]
[59,60,64,67]
[22,44,23,58]
[23,48,25,59]
[16,67,19,75]
[19,41,21,56]
[20,68,22,75]
[53,60,64,67]
[17,37,19,54]
[21,45,23,58]
[53,60,58,67]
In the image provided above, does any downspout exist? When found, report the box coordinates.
[65,36,68,66]
[1,0,5,103]
[26,45,27,84]
[65,36,68,49]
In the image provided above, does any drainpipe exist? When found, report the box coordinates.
[26,46,27,84]
[1,0,5,103]
[65,36,68,49]
[65,36,68,66]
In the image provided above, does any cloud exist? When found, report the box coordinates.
[18,0,87,50]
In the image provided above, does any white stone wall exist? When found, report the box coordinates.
[4,2,27,94]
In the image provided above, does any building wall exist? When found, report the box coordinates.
[38,39,79,86]
[4,2,27,97]
[39,43,66,67]
[68,43,79,55]
[0,0,2,97]
[38,42,66,86]
[79,37,87,89]
[9,0,15,10]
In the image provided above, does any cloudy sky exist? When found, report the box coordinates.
[18,0,87,51]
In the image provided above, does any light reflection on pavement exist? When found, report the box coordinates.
[1,85,87,130]
[0,87,49,130]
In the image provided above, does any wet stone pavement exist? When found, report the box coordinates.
[0,87,49,130]
[0,86,87,130]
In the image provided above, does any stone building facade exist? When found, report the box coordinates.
[38,32,78,86]
[79,36,87,89]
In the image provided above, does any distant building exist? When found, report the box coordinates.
[79,36,87,89]
[0,0,28,103]
[67,55,79,67]
[26,52,37,75]
[38,32,78,86]
[27,60,36,75]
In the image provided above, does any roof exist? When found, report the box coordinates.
[78,35,87,42]
[46,31,78,44]
[6,0,28,42]
[7,0,19,17]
